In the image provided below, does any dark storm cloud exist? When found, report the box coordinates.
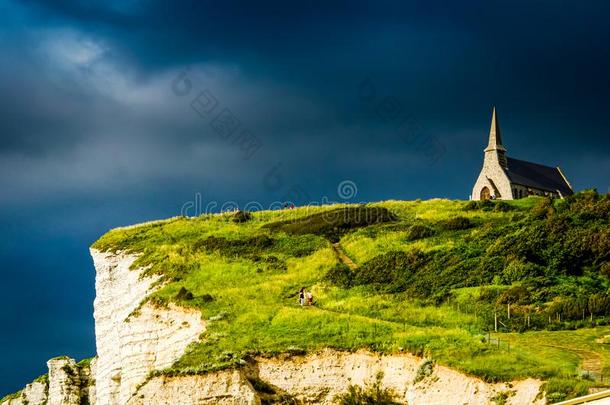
[1,0,610,396]
[6,0,610,165]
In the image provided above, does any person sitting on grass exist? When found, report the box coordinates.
[298,287,305,306]
[306,291,314,306]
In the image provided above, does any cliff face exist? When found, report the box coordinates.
[3,248,545,405]
[254,350,542,404]
[120,349,543,404]
[91,249,205,405]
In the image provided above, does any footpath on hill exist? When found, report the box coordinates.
[331,242,358,270]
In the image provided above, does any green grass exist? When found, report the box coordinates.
[92,193,610,399]
[544,377,596,403]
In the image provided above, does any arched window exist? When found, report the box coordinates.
[480,187,491,200]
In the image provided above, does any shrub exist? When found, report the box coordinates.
[502,259,544,284]
[324,264,353,288]
[490,390,515,405]
[511,213,525,222]
[478,287,507,303]
[232,210,253,223]
[493,201,512,212]
[464,200,494,211]
[440,216,472,231]
[531,197,555,219]
[201,293,214,303]
[406,224,435,241]
[175,287,194,301]
[464,201,479,210]
[413,359,435,383]
[567,189,610,219]
[335,372,399,405]
[352,250,426,292]
[601,262,610,277]
[497,285,530,305]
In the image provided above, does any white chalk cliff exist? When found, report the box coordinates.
[2,248,545,405]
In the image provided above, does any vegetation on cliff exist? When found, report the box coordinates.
[92,191,610,402]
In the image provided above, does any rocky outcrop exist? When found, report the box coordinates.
[21,381,47,405]
[91,249,205,405]
[1,357,94,405]
[47,357,87,405]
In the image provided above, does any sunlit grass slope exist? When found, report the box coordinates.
[92,192,610,402]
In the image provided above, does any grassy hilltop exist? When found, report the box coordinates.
[93,191,610,402]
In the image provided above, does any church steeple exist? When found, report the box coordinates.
[485,107,506,152]
[484,107,507,168]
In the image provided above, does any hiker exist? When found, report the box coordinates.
[298,287,305,306]
[306,291,314,306]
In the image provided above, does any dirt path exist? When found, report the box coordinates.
[331,243,358,270]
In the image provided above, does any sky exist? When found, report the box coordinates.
[1,0,609,395]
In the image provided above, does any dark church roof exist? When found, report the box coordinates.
[505,157,573,196]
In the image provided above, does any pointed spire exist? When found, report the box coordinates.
[485,106,506,152]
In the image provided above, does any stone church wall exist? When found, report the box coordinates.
[472,152,513,200]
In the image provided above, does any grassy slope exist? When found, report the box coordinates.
[92,196,609,402]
